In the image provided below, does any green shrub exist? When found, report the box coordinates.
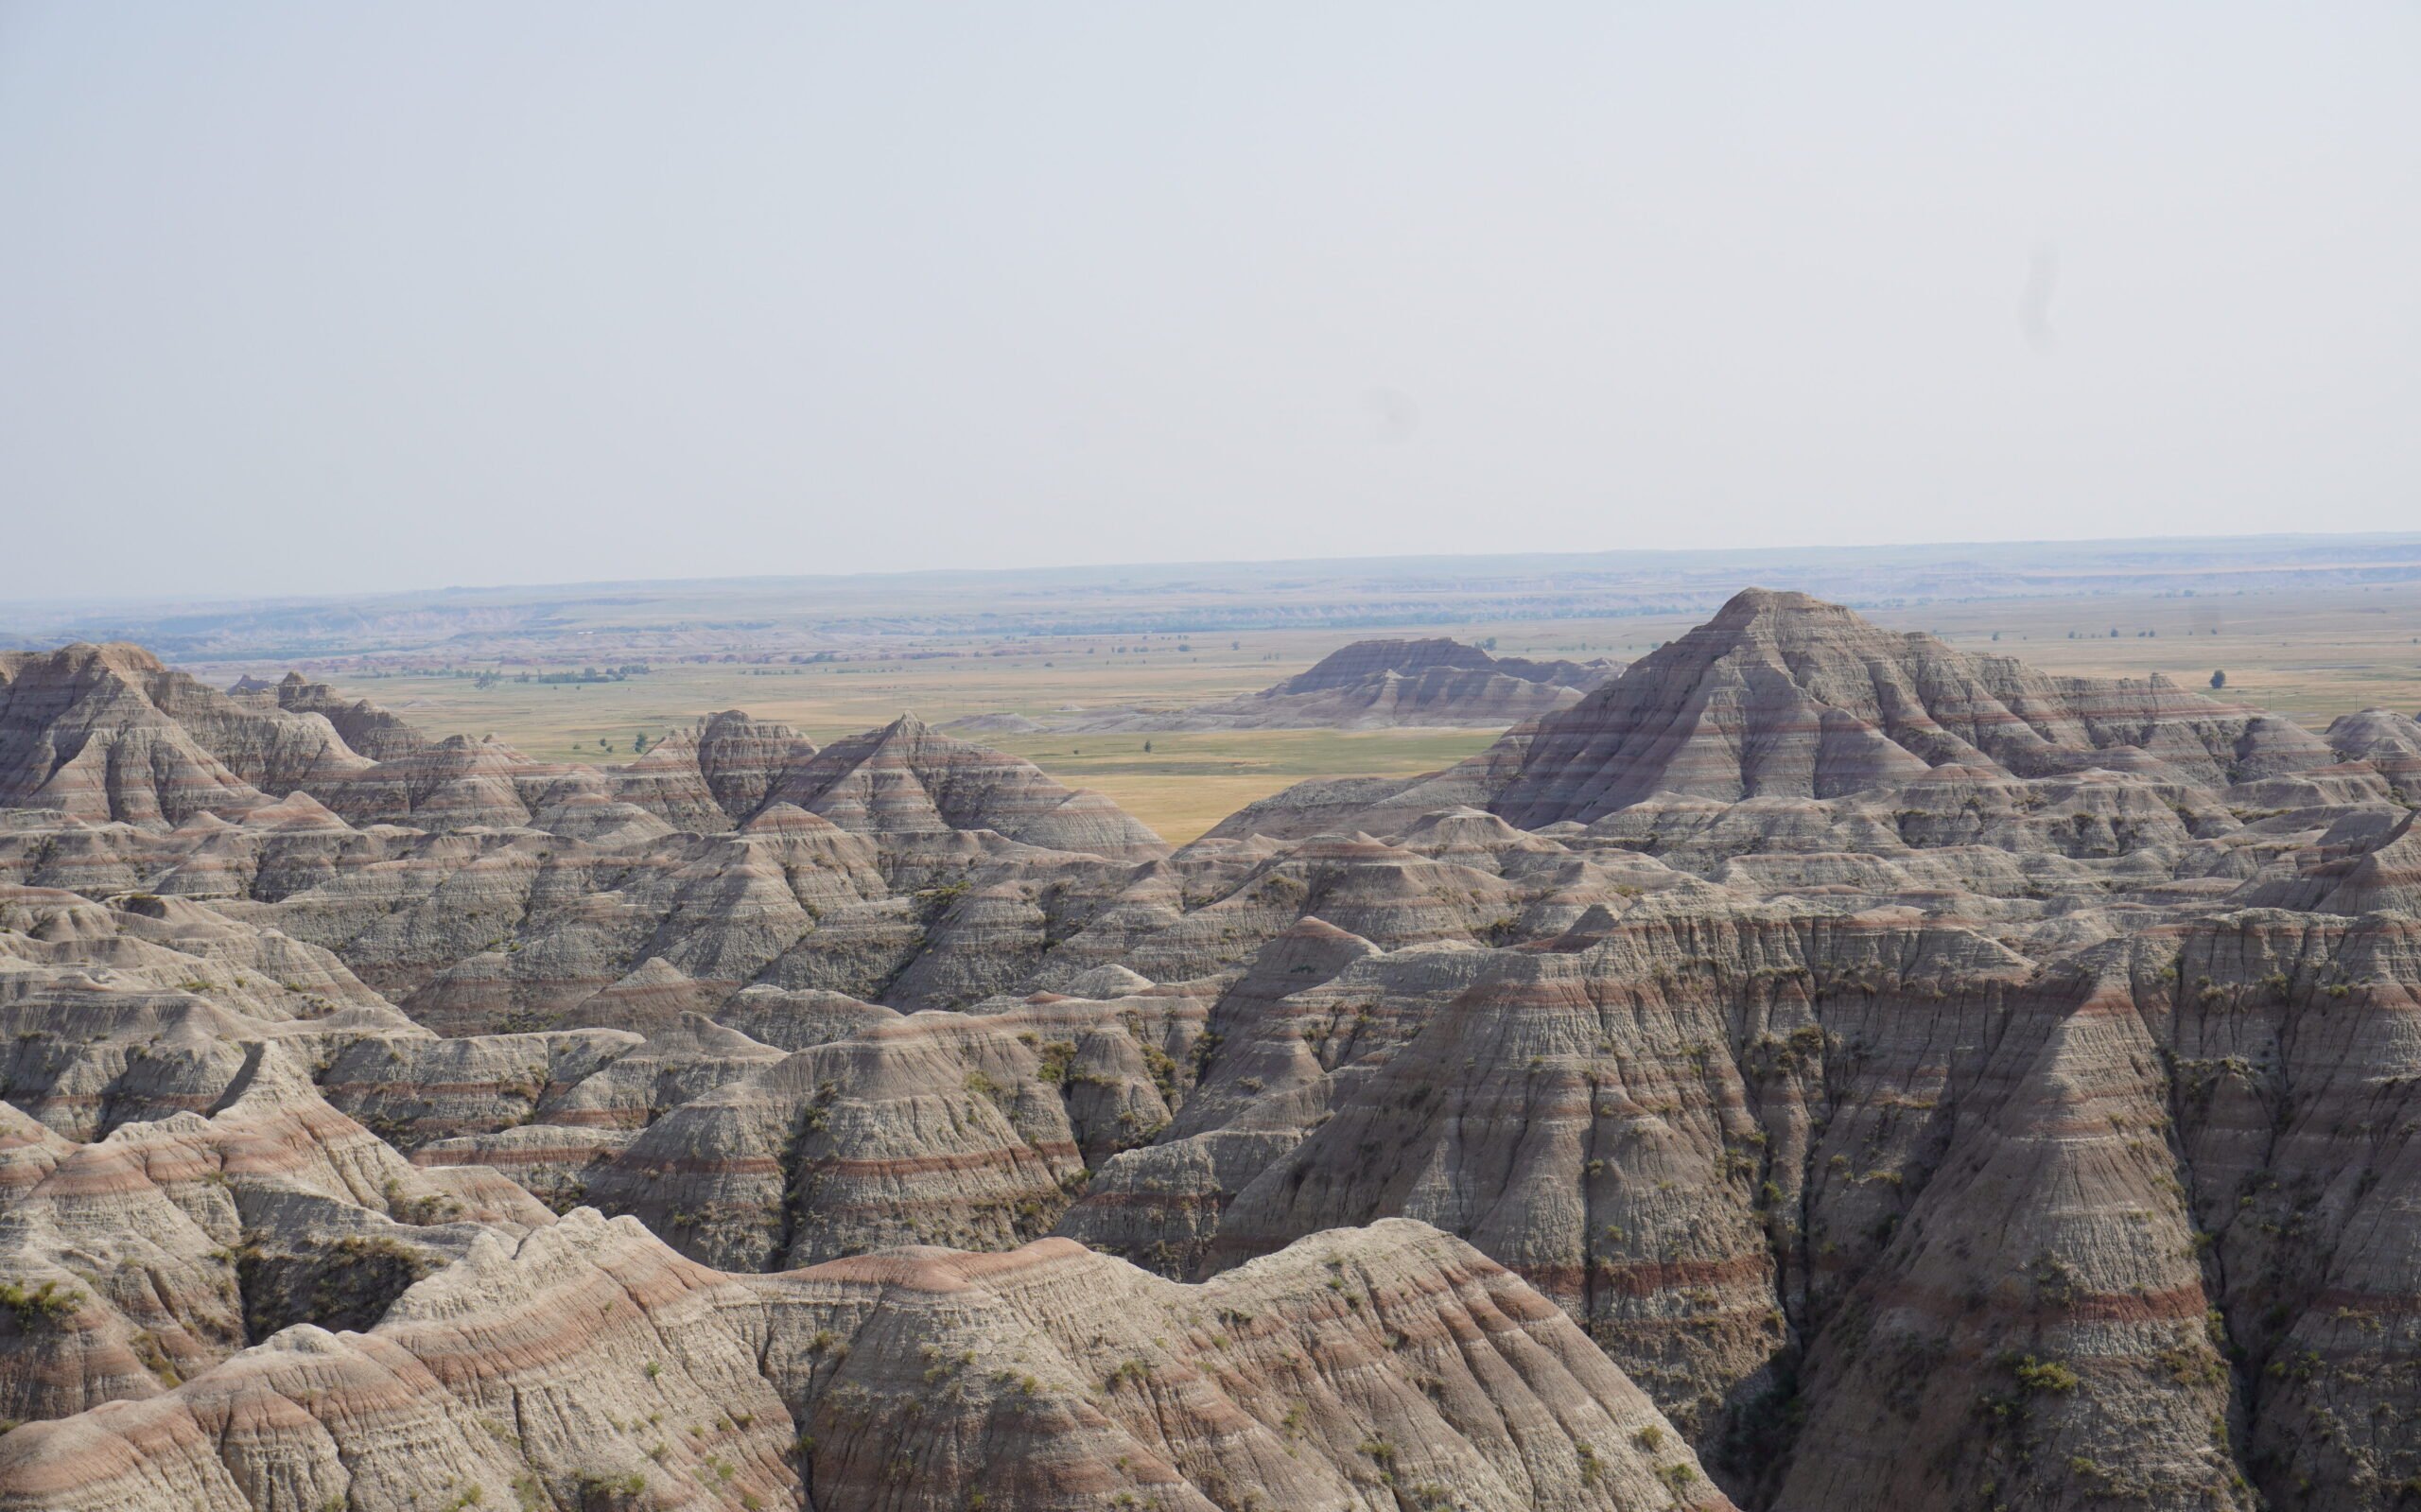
[0,1279,81,1330]
[2009,1354,2081,1393]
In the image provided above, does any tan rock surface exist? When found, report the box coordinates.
[0,1211,1724,1512]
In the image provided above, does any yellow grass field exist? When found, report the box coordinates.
[320,649,1503,843]
[982,728,1501,844]
[305,583,2421,843]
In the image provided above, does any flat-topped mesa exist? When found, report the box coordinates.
[1280,635,1607,693]
[1489,586,2336,826]
[1074,635,1616,732]
[0,641,167,686]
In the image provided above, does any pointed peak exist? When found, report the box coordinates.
[740,800,843,837]
[614,956,692,988]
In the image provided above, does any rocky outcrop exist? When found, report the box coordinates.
[311,733,546,831]
[2327,706,2421,801]
[581,988,1203,1270]
[764,713,1168,861]
[0,1211,1724,1512]
[601,730,735,832]
[0,1047,545,1425]
[231,672,428,762]
[695,709,821,822]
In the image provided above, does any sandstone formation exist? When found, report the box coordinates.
[6,594,2421,1510]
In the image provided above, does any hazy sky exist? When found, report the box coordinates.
[3,5,2415,600]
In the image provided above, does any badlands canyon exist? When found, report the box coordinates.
[4,588,2421,1511]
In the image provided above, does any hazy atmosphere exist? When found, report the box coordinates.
[4,2,2415,600]
[10,13,2421,1511]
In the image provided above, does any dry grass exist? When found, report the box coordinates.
[306,582,2421,844]
[985,728,1500,843]
[322,641,1501,842]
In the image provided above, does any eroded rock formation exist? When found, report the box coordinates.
[0,1210,1723,1512]
[5,591,2421,1509]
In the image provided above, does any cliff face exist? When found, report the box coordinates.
[6,599,2421,1510]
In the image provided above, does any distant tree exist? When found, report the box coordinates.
[632,733,649,754]
[598,737,611,753]
[2108,628,2120,638]
[1991,631,2001,641]
[1143,740,1153,753]
[2210,669,2227,690]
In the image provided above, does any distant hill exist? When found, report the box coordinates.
[10,531,2421,659]
[1063,636,1616,730]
